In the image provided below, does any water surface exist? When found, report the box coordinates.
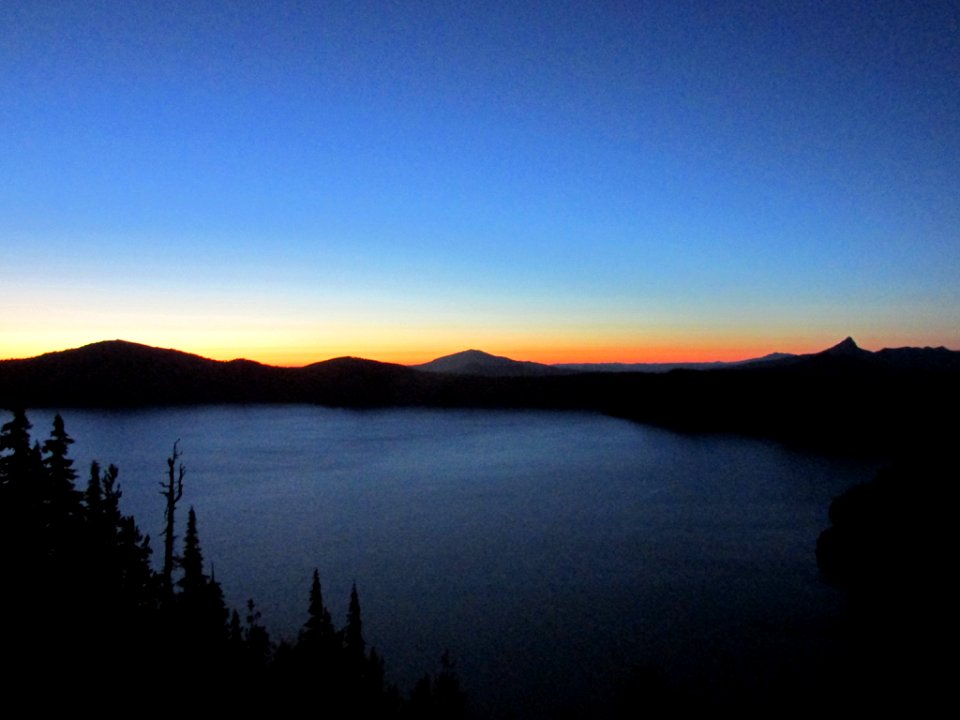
[27,406,870,716]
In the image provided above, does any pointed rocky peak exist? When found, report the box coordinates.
[831,336,859,351]
[821,337,871,357]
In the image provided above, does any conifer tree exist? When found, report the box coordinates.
[0,413,51,592]
[41,413,79,491]
[100,463,123,529]
[85,460,103,521]
[0,410,42,657]
[85,460,154,611]
[176,506,227,646]
[408,652,469,719]
[0,409,33,485]
[0,410,44,541]
[0,410,38,548]
[293,567,338,697]
[83,460,111,603]
[344,582,365,661]
[40,414,83,551]
[85,461,116,562]
[302,568,335,649]
[433,650,468,719]
[244,598,272,668]
[229,609,243,645]
[178,507,205,597]
[116,514,155,611]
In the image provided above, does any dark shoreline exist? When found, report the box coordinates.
[4,339,958,458]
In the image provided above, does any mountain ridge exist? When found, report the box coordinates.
[2,337,958,455]
[7,336,958,372]
[412,349,569,377]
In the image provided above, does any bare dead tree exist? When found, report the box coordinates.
[160,440,184,600]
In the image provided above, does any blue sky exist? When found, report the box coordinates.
[3,1,958,363]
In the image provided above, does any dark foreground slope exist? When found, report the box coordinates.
[600,338,960,452]
[0,409,469,715]
[2,338,958,454]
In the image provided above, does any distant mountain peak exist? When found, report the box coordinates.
[412,349,564,377]
[454,349,501,360]
[823,337,869,356]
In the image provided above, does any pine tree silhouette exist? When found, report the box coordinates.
[40,414,83,561]
[303,569,335,646]
[41,413,79,493]
[0,409,34,484]
[178,507,206,597]
[0,410,44,542]
[176,506,228,649]
[345,582,365,661]
[0,410,449,713]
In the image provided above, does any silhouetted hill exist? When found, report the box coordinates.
[815,448,954,711]
[874,344,960,371]
[822,336,871,358]
[556,352,795,373]
[2,338,957,454]
[0,341,423,408]
[413,349,567,377]
[0,340,257,406]
[732,336,960,375]
[637,336,960,451]
[297,356,435,406]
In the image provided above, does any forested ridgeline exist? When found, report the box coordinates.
[0,409,467,717]
[3,340,960,456]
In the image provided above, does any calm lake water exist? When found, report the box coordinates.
[27,406,871,716]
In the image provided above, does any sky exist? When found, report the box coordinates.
[2,1,958,365]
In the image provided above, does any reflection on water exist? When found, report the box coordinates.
[29,406,872,716]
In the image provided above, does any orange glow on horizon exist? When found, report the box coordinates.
[116,338,847,367]
[3,331,955,368]
[2,339,802,366]
[153,338,801,366]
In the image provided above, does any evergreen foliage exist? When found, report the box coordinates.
[0,408,34,483]
[244,598,273,668]
[175,505,228,658]
[41,413,78,487]
[304,568,335,643]
[0,410,44,551]
[0,410,469,716]
[408,652,470,720]
[345,581,366,660]
[299,567,336,679]
[178,506,206,596]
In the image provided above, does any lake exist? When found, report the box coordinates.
[25,406,871,716]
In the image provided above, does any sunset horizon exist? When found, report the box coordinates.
[2,331,956,369]
[2,3,955,711]
[4,2,958,376]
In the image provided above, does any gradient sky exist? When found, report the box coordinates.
[3,1,958,365]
